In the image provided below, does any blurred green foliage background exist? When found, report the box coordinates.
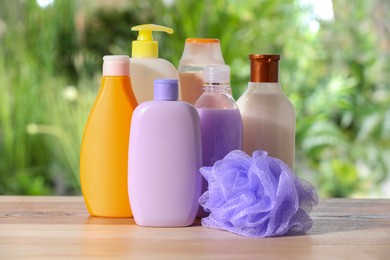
[0,0,389,197]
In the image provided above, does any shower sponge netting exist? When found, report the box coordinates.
[199,150,318,238]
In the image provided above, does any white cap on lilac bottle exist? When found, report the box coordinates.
[103,55,130,76]
[154,79,178,101]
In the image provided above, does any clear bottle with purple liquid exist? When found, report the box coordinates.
[195,65,243,217]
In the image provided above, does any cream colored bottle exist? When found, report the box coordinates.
[130,24,178,103]
[237,54,295,169]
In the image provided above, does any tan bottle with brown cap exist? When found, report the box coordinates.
[237,54,295,169]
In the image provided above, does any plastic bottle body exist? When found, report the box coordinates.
[179,68,204,105]
[195,65,243,217]
[237,82,295,169]
[179,38,225,104]
[197,108,242,166]
[80,76,137,217]
[130,24,178,103]
[128,83,202,227]
[130,58,178,103]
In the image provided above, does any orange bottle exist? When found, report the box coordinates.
[80,55,137,217]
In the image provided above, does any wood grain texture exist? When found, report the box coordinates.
[0,196,389,259]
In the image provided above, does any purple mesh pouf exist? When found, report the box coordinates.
[199,150,318,238]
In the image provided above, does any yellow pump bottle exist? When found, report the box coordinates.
[130,24,179,103]
[80,55,137,217]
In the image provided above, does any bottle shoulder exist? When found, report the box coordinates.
[131,101,200,136]
[238,83,290,101]
[237,83,295,116]
[238,92,294,108]
[195,92,238,109]
[100,76,131,87]
[130,58,178,77]
[95,77,137,106]
[135,100,196,116]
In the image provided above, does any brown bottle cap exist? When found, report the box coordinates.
[249,54,280,82]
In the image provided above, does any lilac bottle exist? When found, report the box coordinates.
[195,65,243,217]
[128,79,202,227]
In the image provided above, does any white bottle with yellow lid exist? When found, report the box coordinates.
[130,24,179,103]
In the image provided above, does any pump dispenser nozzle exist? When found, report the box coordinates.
[131,24,174,58]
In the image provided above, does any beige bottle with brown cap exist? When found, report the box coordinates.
[237,54,295,169]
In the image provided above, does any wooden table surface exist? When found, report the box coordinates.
[0,196,389,259]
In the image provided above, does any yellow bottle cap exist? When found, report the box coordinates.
[131,24,174,58]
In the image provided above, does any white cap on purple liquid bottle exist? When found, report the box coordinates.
[203,65,230,84]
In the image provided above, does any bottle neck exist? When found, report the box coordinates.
[247,82,282,94]
[102,75,130,82]
[203,83,232,94]
[196,83,237,109]
[101,76,131,89]
[103,75,130,78]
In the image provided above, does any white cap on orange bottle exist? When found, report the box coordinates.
[103,55,130,76]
